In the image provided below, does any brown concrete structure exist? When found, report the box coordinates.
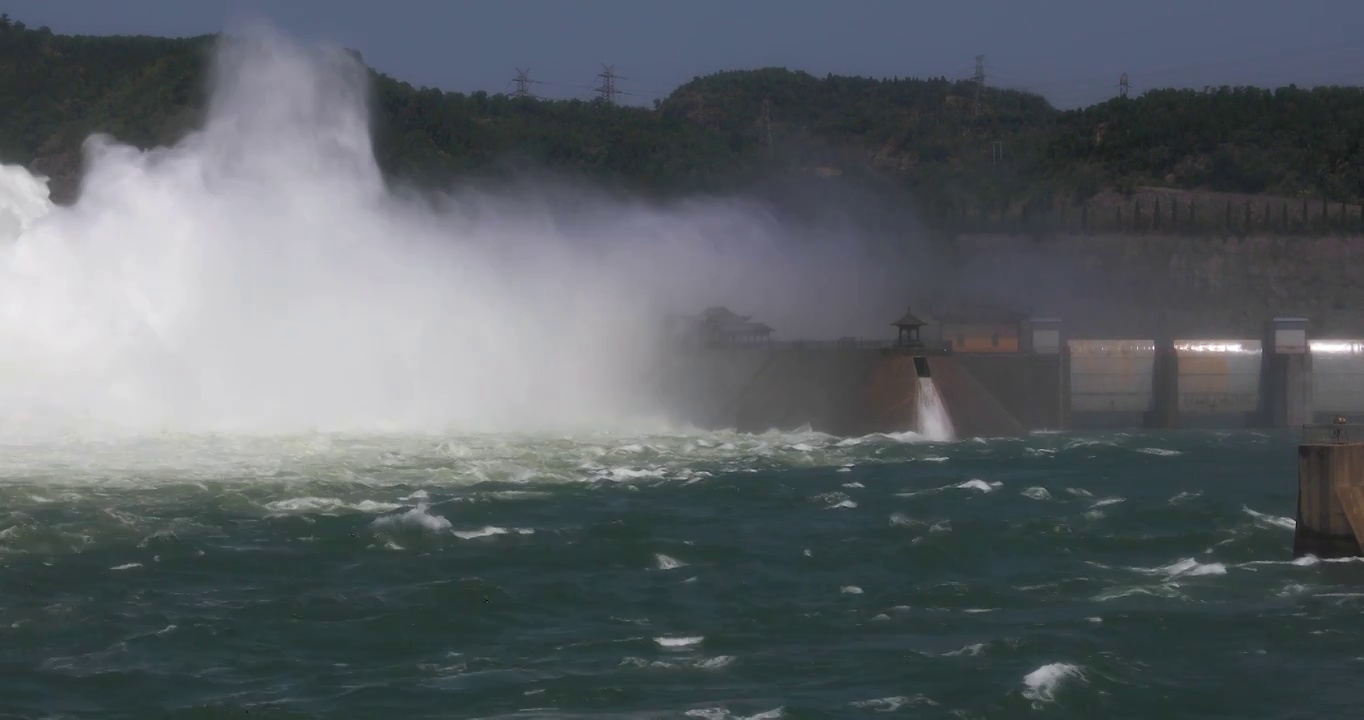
[661,308,953,437]
[933,303,1026,354]
[925,356,1026,438]
[863,354,925,434]
[659,306,1362,438]
[1294,422,1364,559]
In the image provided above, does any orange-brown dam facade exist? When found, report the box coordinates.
[659,308,1344,439]
[658,344,944,437]
[657,307,1033,438]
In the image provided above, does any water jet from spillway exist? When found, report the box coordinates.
[915,377,956,442]
[0,21,923,440]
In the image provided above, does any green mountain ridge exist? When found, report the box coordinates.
[5,15,1364,230]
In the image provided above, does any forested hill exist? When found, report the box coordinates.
[5,15,1364,225]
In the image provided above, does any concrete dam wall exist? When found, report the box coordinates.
[658,317,1364,439]
[1312,342,1364,420]
[658,347,1034,439]
[949,234,1364,337]
[658,347,932,436]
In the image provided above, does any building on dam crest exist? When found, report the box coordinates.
[930,302,1028,353]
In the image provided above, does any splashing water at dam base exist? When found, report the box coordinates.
[0,22,926,440]
[0,428,1332,718]
[0,23,1344,720]
[915,377,956,442]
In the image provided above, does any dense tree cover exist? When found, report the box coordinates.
[4,16,1364,225]
[0,18,210,192]
[1049,86,1364,203]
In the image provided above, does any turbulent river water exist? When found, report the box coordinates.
[0,20,1346,720]
[0,427,1342,719]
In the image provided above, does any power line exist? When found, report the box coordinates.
[595,64,630,104]
[485,37,1364,110]
[512,67,541,99]
[990,38,1364,107]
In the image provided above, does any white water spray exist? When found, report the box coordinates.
[914,377,956,442]
[0,22,921,439]
[0,164,51,243]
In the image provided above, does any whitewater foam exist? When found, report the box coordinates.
[655,553,688,570]
[914,377,956,441]
[654,636,703,648]
[0,164,51,243]
[1022,662,1084,705]
[0,21,920,439]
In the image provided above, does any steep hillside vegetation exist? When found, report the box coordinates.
[5,15,1364,230]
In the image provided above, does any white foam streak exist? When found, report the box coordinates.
[1243,506,1296,530]
[1140,557,1228,578]
[1022,662,1084,704]
[370,503,450,532]
[654,553,687,570]
[654,636,703,648]
[955,479,1000,493]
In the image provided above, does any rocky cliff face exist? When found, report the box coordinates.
[944,234,1364,337]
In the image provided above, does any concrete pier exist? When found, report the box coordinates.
[1146,334,1180,429]
[1261,318,1313,428]
[1294,422,1364,559]
[1028,318,1068,430]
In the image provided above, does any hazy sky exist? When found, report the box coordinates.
[8,0,1364,108]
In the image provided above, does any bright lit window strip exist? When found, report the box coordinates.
[1066,339,1364,354]
[1310,340,1364,354]
[1066,340,1156,355]
[1173,340,1261,354]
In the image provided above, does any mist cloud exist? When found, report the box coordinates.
[0,21,929,438]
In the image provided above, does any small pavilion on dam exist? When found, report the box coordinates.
[892,307,928,349]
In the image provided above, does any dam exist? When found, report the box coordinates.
[658,307,956,439]
[659,308,1359,438]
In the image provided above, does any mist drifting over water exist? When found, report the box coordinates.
[0,22,923,439]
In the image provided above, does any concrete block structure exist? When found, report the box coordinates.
[657,306,1364,439]
[1262,318,1314,428]
[1295,422,1364,559]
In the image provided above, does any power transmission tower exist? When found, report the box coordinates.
[512,67,540,99]
[1119,72,1130,98]
[595,64,628,104]
[972,54,986,118]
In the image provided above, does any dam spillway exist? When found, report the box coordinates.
[657,307,966,439]
[659,310,1364,438]
[661,345,921,437]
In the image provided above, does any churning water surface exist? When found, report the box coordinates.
[0,20,1344,720]
[0,427,1344,719]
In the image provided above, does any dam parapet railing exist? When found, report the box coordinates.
[933,190,1364,238]
[1302,423,1364,445]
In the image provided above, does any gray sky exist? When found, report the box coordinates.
[8,0,1364,108]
